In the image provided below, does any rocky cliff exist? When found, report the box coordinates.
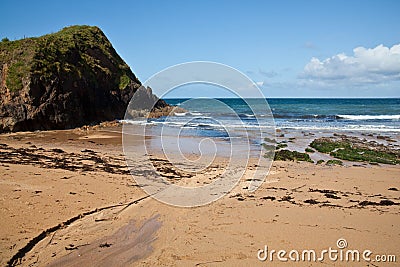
[0,25,166,133]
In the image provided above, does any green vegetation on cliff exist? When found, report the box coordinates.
[1,37,36,91]
[0,25,135,91]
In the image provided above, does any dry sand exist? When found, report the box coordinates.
[0,126,399,266]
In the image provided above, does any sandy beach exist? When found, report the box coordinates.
[0,125,398,266]
[1,0,399,266]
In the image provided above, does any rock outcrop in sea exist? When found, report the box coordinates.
[0,25,167,133]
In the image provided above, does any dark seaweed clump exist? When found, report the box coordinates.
[274,149,313,163]
[326,159,343,166]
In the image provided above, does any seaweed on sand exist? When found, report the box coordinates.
[310,137,400,165]
[273,149,313,163]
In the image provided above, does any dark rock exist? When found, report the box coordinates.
[0,25,167,133]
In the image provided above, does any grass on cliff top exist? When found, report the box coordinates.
[1,25,135,91]
[310,138,400,165]
[1,37,37,91]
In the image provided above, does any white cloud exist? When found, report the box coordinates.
[300,43,400,84]
[259,69,278,78]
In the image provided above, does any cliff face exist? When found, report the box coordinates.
[0,25,165,132]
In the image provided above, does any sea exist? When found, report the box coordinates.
[162,98,399,132]
[123,98,399,145]
[122,98,399,158]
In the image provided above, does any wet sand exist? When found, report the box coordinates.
[0,126,399,266]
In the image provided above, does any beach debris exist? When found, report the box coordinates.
[99,242,112,248]
[0,144,130,175]
[51,148,65,153]
[65,244,77,251]
[304,199,319,204]
[81,149,96,153]
[150,157,193,179]
[260,196,276,201]
[278,195,293,202]
[359,199,397,206]
[309,188,339,194]
[324,193,341,199]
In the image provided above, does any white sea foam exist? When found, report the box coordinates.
[119,119,147,125]
[121,118,399,133]
[174,112,187,116]
[337,114,400,120]
[278,125,400,132]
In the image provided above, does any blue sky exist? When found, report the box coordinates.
[1,0,399,98]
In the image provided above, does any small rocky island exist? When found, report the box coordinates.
[0,25,167,133]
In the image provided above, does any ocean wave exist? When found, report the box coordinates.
[277,125,400,132]
[121,118,399,133]
[143,120,270,130]
[273,114,400,121]
[337,114,400,120]
[119,119,147,125]
[174,112,187,116]
[241,113,255,117]
[273,114,337,120]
